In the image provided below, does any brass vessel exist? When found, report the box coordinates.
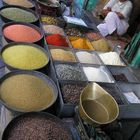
[79,83,119,126]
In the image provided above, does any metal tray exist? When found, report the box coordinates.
[107,66,139,83]
[81,64,115,83]
[57,80,87,117]
[116,82,140,119]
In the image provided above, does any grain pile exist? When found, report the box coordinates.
[61,83,86,104]
[2,45,48,70]
[43,25,65,35]
[0,7,37,23]
[50,49,76,62]
[3,24,42,43]
[4,113,72,140]
[0,74,54,112]
[3,0,34,8]
[55,64,85,81]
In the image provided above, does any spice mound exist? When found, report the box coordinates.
[4,113,72,140]
[0,7,37,22]
[0,74,54,112]
[43,25,65,35]
[69,36,94,50]
[76,51,101,64]
[2,45,49,70]
[41,16,58,24]
[83,66,113,82]
[3,0,34,8]
[50,49,76,62]
[99,52,125,66]
[65,28,85,37]
[91,38,111,52]
[46,34,69,47]
[61,83,86,104]
[55,64,85,81]
[3,24,42,43]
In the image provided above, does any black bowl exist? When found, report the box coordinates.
[2,22,44,46]
[1,42,50,71]
[0,5,39,25]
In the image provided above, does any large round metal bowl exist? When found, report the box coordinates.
[0,70,58,113]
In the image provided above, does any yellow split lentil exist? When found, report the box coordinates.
[0,74,54,112]
[2,45,49,70]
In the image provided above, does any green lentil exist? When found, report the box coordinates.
[0,8,37,23]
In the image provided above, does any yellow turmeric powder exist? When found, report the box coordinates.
[69,36,94,50]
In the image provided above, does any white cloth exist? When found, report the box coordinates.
[98,0,132,36]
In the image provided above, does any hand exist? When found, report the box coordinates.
[102,7,111,17]
[115,12,124,19]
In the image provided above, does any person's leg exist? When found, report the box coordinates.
[97,12,126,36]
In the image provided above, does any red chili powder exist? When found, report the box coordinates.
[45,34,69,47]
[3,24,42,43]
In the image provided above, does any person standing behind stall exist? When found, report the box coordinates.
[97,0,132,37]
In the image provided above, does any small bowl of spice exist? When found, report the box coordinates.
[0,71,58,113]
[1,42,49,71]
[2,112,72,140]
[0,5,39,25]
[2,22,44,45]
[2,0,35,10]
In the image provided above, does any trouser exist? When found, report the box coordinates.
[97,12,128,36]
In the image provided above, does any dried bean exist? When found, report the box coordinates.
[6,114,72,140]
[61,83,86,104]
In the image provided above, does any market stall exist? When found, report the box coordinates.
[0,0,140,139]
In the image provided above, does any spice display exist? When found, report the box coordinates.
[3,0,34,8]
[61,83,86,104]
[0,7,37,23]
[46,34,69,47]
[86,32,101,41]
[2,45,48,70]
[55,64,85,81]
[4,113,72,140]
[83,66,113,82]
[41,16,59,25]
[113,73,128,82]
[43,25,65,35]
[0,74,54,112]
[3,24,42,43]
[50,49,76,62]
[69,36,94,50]
[91,38,111,52]
[65,28,85,37]
[99,52,125,66]
[76,51,101,64]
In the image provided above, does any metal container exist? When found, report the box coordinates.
[0,70,58,114]
[0,5,39,25]
[36,0,61,17]
[107,65,139,83]
[82,64,115,83]
[1,42,49,71]
[79,83,119,126]
[2,22,44,46]
[2,112,73,140]
[2,0,36,10]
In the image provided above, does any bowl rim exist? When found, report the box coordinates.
[0,70,58,112]
[2,22,44,43]
[79,82,119,125]
[0,42,49,70]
